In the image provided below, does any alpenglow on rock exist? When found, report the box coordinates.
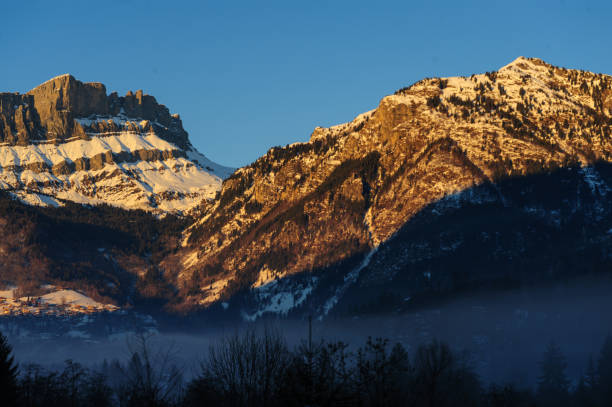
[0,74,233,213]
[169,57,612,318]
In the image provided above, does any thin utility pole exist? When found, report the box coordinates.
[308,314,313,403]
[308,314,312,352]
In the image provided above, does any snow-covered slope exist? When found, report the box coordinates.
[0,75,233,214]
[39,289,110,308]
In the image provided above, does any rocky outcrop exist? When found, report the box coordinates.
[0,93,41,145]
[0,74,191,148]
[0,75,233,214]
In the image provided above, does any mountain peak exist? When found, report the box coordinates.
[499,56,532,71]
[0,76,233,214]
[176,57,612,316]
[30,73,75,89]
[28,74,108,96]
[497,56,558,75]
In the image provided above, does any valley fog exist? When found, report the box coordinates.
[7,273,612,386]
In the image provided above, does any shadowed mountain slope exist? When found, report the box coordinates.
[167,57,612,317]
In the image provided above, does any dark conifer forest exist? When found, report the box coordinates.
[2,328,612,407]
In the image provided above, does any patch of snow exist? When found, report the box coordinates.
[1,150,225,214]
[0,128,230,214]
[252,265,285,288]
[522,206,561,227]
[326,109,375,133]
[0,131,177,168]
[319,247,378,319]
[199,277,233,305]
[440,240,461,252]
[242,277,316,321]
[580,166,611,196]
[39,289,106,308]
[66,330,91,339]
[186,148,234,180]
[182,250,200,268]
[30,74,72,90]
[10,191,63,208]
[0,286,16,299]
[498,56,530,72]
[74,114,169,131]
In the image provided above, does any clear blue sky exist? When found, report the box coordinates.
[1,0,610,167]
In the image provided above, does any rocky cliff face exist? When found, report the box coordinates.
[0,75,232,214]
[169,57,612,316]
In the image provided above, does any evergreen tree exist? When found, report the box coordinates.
[573,376,596,407]
[597,335,612,404]
[585,355,598,389]
[483,383,535,407]
[572,355,599,407]
[412,340,480,407]
[355,338,411,407]
[279,339,354,407]
[537,341,570,407]
[0,331,18,406]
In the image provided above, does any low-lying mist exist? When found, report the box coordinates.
[8,272,612,387]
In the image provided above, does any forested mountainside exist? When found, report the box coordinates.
[166,57,612,317]
[1,57,611,318]
[0,189,187,307]
[0,74,231,308]
[0,74,232,214]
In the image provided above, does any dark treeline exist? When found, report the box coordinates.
[1,329,612,407]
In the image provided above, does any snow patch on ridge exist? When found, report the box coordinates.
[30,74,72,90]
[498,56,530,72]
[0,132,178,168]
[186,148,235,179]
[1,156,223,213]
[0,128,231,213]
